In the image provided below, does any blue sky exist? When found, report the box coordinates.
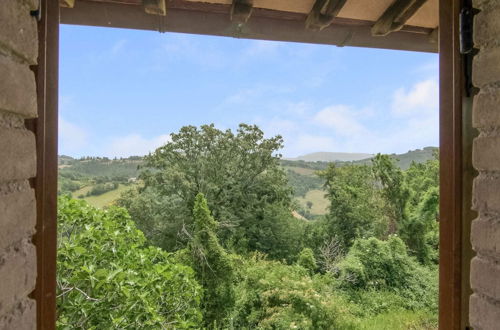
[59,25,438,158]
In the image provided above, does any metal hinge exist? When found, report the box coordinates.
[460,1,478,97]
[30,0,42,22]
[459,6,473,54]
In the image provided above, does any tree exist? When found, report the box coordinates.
[57,197,202,328]
[296,247,317,274]
[189,193,235,328]
[371,154,410,234]
[122,124,293,255]
[318,163,387,249]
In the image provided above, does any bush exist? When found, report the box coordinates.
[296,248,317,274]
[86,182,118,196]
[57,197,202,328]
[337,236,437,311]
[232,253,356,329]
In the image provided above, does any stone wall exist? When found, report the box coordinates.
[471,0,500,328]
[0,0,39,329]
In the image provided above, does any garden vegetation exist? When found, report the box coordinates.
[57,124,438,329]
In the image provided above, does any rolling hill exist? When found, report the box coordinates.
[285,152,373,162]
[57,147,437,212]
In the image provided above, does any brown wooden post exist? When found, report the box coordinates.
[438,0,474,328]
[29,0,59,328]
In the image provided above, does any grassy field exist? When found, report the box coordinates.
[296,189,329,215]
[72,184,133,208]
[283,166,317,176]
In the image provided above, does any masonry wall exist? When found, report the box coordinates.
[0,0,39,329]
[470,0,500,328]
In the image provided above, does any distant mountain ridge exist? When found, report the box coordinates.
[285,152,373,162]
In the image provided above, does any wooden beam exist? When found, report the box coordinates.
[306,0,348,31]
[143,0,166,16]
[372,0,428,36]
[59,0,75,8]
[230,0,253,24]
[439,0,470,328]
[27,0,59,329]
[61,0,437,53]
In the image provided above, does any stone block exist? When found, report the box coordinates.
[0,55,37,118]
[0,128,36,182]
[473,135,500,171]
[0,241,36,317]
[473,89,500,129]
[470,293,500,330]
[0,0,38,64]
[471,256,500,301]
[472,217,500,257]
[0,185,36,251]
[473,47,500,88]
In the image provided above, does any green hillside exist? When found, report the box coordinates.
[58,147,437,211]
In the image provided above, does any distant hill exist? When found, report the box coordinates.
[286,152,373,162]
[57,147,437,211]
[350,147,438,170]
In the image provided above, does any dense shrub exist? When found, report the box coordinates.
[232,253,356,329]
[337,236,437,311]
[57,197,202,328]
[86,182,118,196]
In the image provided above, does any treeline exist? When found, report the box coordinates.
[57,124,438,329]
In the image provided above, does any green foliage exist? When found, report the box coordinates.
[58,177,81,194]
[187,193,236,328]
[371,154,410,234]
[318,164,388,249]
[296,248,317,274]
[285,169,323,197]
[337,236,437,311]
[86,182,118,197]
[232,253,356,329]
[125,124,294,257]
[57,197,202,329]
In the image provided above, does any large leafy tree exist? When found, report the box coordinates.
[318,164,387,249]
[121,124,294,254]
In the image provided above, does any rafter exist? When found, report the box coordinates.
[230,0,253,24]
[306,0,348,31]
[371,0,428,36]
[143,0,166,16]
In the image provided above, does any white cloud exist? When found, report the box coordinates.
[391,78,438,117]
[106,134,172,157]
[312,105,367,137]
[59,118,88,154]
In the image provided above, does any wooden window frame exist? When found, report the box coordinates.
[33,0,471,328]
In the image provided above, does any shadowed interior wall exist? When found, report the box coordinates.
[0,0,39,328]
[470,0,500,328]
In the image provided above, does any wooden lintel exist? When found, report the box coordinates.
[59,0,75,8]
[143,0,166,16]
[230,0,253,24]
[371,0,428,36]
[61,0,437,53]
[306,0,348,31]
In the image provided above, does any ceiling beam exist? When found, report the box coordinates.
[61,0,437,53]
[231,0,253,24]
[371,0,428,36]
[143,0,167,16]
[306,0,348,31]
